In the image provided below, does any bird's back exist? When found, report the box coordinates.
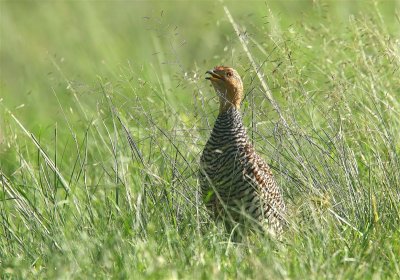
[199,108,286,234]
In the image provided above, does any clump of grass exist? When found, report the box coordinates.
[1,2,400,279]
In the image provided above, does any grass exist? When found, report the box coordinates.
[1,1,400,279]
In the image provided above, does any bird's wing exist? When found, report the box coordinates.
[243,143,286,213]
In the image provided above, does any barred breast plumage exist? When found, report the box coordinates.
[199,66,286,235]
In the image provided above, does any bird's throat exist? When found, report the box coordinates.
[219,100,240,113]
[218,90,242,113]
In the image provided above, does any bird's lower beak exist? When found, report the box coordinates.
[205,70,222,81]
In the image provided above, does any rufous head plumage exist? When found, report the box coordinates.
[206,66,243,113]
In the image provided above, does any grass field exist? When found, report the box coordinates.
[1,1,400,279]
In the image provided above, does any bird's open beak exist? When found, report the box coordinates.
[205,70,223,81]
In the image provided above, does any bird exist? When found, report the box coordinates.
[199,66,286,236]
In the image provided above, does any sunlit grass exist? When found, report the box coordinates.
[1,1,400,279]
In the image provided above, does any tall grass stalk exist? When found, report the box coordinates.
[1,2,399,279]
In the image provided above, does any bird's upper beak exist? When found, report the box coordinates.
[205,69,223,81]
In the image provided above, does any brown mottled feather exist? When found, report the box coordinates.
[200,66,286,235]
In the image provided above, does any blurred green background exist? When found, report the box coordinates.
[1,0,398,126]
[1,1,400,278]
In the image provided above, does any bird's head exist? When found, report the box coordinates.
[205,66,243,113]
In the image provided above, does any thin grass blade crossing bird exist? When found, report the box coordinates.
[199,66,286,236]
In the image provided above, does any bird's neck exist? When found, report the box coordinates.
[216,107,243,128]
[218,89,242,113]
[219,100,240,113]
[212,107,247,145]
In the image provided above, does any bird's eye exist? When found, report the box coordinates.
[226,71,233,77]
